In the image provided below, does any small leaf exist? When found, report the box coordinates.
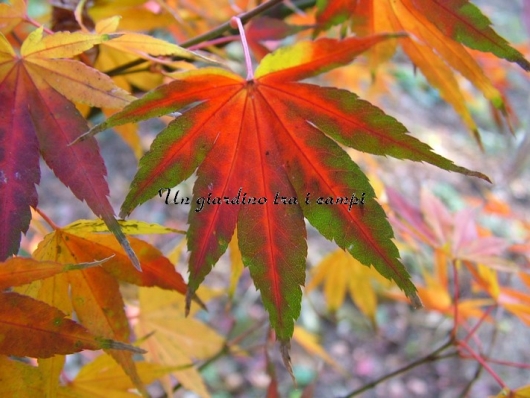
[315,0,356,31]
[80,233,189,294]
[95,16,122,35]
[69,265,146,393]
[293,326,344,372]
[404,1,504,108]
[89,1,174,32]
[35,227,188,295]
[0,52,40,261]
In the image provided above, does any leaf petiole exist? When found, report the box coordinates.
[34,207,59,230]
[231,16,254,80]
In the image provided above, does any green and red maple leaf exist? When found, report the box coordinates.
[81,34,490,345]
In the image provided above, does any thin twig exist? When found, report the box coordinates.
[451,259,461,340]
[188,35,239,51]
[459,304,503,396]
[463,305,493,343]
[459,361,483,398]
[179,0,285,49]
[24,16,54,35]
[457,339,506,389]
[106,60,150,77]
[110,67,156,76]
[339,340,455,398]
[460,356,530,370]
[457,279,504,396]
[229,318,268,346]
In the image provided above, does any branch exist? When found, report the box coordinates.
[451,259,461,340]
[457,339,506,389]
[339,340,456,398]
[105,0,285,77]
[458,305,504,397]
[180,0,285,49]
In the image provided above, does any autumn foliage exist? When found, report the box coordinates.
[1,0,530,396]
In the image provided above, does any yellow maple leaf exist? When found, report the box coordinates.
[67,352,188,397]
[135,286,226,398]
[306,249,393,325]
[0,0,26,34]
[293,326,345,373]
[3,27,135,109]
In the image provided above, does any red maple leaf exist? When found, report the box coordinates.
[0,28,138,265]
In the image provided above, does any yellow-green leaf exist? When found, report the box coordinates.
[95,16,122,35]
[21,27,108,59]
[105,32,209,62]
[63,219,184,235]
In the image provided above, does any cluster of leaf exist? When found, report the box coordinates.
[0,217,239,397]
[386,188,528,321]
[315,0,530,144]
[307,186,530,395]
[1,0,529,396]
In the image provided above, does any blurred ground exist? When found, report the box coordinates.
[26,1,530,397]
